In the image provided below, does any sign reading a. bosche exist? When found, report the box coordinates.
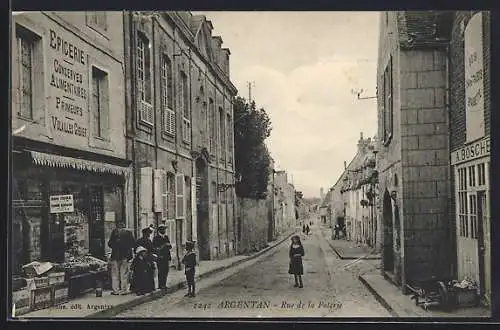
[451,136,490,166]
[48,27,89,147]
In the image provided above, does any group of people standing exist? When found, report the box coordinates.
[107,221,197,297]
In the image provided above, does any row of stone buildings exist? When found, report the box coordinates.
[326,11,491,307]
[11,11,245,273]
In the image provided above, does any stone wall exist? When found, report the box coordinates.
[237,197,270,254]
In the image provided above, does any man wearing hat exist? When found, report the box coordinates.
[107,221,135,295]
[152,223,172,290]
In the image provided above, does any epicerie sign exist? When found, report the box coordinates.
[49,194,75,213]
[48,27,89,148]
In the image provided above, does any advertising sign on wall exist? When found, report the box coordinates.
[464,12,485,142]
[48,27,90,147]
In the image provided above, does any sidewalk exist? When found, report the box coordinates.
[16,230,294,319]
[319,226,380,260]
[359,271,491,318]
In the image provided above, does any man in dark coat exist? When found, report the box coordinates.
[152,223,172,290]
[107,221,135,295]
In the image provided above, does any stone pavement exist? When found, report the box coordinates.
[319,226,380,260]
[359,271,491,318]
[16,229,295,319]
[117,223,390,318]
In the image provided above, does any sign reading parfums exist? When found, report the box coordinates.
[48,27,89,147]
[50,194,75,213]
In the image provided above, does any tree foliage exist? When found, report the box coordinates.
[234,96,273,199]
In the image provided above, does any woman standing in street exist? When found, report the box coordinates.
[288,235,305,288]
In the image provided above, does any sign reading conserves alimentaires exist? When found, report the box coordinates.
[48,26,89,147]
[451,136,490,166]
[49,194,74,213]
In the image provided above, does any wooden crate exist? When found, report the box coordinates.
[48,272,66,285]
[12,288,31,315]
[34,276,50,288]
[52,282,69,306]
[31,286,53,311]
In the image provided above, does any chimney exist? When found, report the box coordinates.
[344,161,347,169]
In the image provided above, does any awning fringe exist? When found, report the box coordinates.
[30,151,129,176]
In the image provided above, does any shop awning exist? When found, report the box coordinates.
[29,150,130,176]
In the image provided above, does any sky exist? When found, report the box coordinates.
[196,11,380,198]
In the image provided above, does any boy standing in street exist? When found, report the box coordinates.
[181,241,197,297]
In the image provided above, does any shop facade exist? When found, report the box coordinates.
[12,12,128,274]
[449,11,491,305]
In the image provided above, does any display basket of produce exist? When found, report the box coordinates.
[449,278,479,307]
[22,261,53,278]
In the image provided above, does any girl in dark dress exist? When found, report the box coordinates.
[131,246,155,295]
[288,235,305,288]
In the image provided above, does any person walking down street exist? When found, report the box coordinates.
[302,224,306,234]
[181,241,197,297]
[333,224,340,239]
[130,246,155,295]
[305,224,310,235]
[107,221,136,295]
[288,235,305,288]
[153,224,172,290]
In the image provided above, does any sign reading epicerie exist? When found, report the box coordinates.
[464,12,485,143]
[48,28,89,147]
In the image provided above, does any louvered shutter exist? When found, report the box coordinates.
[191,177,197,242]
[162,172,168,219]
[153,169,164,212]
[139,167,153,214]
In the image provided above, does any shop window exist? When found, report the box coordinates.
[478,163,486,186]
[469,194,478,239]
[219,107,225,160]
[180,71,190,143]
[137,33,153,125]
[457,167,468,237]
[161,54,175,136]
[16,26,41,120]
[91,66,109,139]
[382,57,393,145]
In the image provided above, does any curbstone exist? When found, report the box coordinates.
[88,230,295,318]
[358,275,399,317]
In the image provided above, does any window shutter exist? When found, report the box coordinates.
[191,177,197,241]
[102,74,110,139]
[139,167,153,214]
[153,169,165,212]
[175,174,185,219]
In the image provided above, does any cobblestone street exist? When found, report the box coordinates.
[117,222,390,318]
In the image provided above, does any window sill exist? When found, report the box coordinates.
[16,115,35,123]
[161,131,175,140]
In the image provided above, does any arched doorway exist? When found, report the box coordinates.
[195,158,210,260]
[383,190,394,273]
